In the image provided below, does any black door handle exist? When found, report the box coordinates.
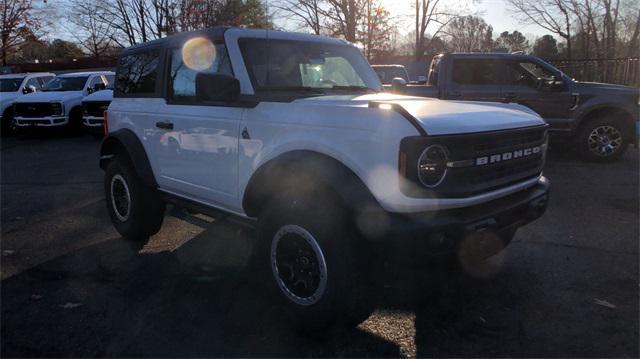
[155,121,174,130]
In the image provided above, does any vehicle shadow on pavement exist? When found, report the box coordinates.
[1,217,403,357]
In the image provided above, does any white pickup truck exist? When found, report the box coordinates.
[0,72,55,135]
[100,27,550,329]
[13,71,113,132]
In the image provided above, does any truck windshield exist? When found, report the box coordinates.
[0,77,25,92]
[239,38,381,94]
[42,76,89,91]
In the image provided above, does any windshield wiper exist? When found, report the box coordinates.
[330,85,377,93]
[260,86,325,94]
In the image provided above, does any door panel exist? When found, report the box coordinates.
[499,60,574,121]
[152,41,242,209]
[155,104,242,207]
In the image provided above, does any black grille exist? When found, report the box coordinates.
[14,103,55,118]
[400,125,547,198]
[83,101,110,118]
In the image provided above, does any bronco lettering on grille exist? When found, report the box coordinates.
[475,146,541,166]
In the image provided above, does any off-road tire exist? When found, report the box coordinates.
[104,156,165,241]
[575,117,628,162]
[255,186,377,330]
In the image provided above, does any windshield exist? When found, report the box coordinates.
[373,67,409,84]
[43,76,89,91]
[0,77,25,92]
[239,38,381,94]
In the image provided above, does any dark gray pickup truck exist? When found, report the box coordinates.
[391,53,639,161]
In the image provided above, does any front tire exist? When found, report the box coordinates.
[256,188,377,330]
[576,117,628,161]
[1,108,16,137]
[104,156,165,241]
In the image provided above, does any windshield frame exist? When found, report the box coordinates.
[237,37,382,96]
[42,76,90,92]
[0,77,26,92]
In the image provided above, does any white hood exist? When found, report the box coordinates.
[14,91,84,103]
[294,93,545,135]
[83,89,113,102]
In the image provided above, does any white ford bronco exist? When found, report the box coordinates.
[100,27,550,328]
[13,71,114,132]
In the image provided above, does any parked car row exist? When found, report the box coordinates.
[0,71,114,136]
[373,56,639,162]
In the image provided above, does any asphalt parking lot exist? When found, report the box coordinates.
[1,133,638,357]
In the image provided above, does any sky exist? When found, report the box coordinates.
[52,0,555,44]
[375,0,553,38]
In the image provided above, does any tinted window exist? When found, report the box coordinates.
[25,78,42,90]
[504,61,556,87]
[0,77,25,92]
[43,76,89,91]
[37,76,54,87]
[452,59,499,85]
[116,50,160,95]
[373,67,409,84]
[427,57,441,86]
[169,43,233,101]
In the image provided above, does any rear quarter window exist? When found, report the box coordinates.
[115,50,161,97]
[451,59,500,85]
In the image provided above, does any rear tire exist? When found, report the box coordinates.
[575,117,628,162]
[104,156,165,241]
[255,186,377,330]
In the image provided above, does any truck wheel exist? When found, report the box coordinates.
[104,156,165,241]
[256,188,376,330]
[1,108,16,137]
[68,107,84,135]
[576,117,628,161]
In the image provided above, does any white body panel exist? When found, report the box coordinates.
[108,28,547,217]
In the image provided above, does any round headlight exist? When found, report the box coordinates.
[417,145,448,188]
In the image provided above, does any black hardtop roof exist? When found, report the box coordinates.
[121,27,229,55]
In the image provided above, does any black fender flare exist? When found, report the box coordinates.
[575,103,638,141]
[99,129,157,187]
[242,150,381,220]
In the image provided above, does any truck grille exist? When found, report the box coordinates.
[400,125,547,198]
[83,101,110,118]
[14,103,56,118]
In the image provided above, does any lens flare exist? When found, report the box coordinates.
[182,37,216,71]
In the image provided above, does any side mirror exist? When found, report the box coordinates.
[391,77,407,93]
[22,85,36,94]
[537,76,565,92]
[195,73,240,102]
[94,83,106,92]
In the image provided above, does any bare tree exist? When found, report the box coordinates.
[67,0,114,57]
[507,0,573,59]
[273,0,323,34]
[323,0,363,42]
[1,0,40,65]
[443,15,494,52]
[413,0,464,61]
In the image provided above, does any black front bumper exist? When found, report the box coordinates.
[382,177,550,254]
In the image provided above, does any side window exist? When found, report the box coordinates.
[504,61,556,87]
[169,43,232,101]
[452,59,499,85]
[427,57,440,86]
[105,74,115,87]
[116,50,160,96]
[37,76,53,88]
[25,78,42,90]
[88,76,103,88]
